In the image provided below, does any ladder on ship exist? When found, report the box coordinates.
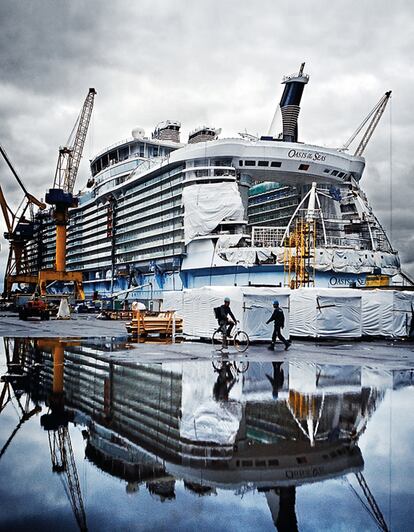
[283,217,316,289]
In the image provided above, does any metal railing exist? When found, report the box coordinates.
[251,226,286,247]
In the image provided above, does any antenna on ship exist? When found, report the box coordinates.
[268,62,309,142]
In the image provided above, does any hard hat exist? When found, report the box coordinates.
[273,300,279,305]
[224,297,230,303]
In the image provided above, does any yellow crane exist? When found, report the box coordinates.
[40,88,97,300]
[0,145,46,298]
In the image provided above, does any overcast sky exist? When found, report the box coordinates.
[0,0,413,278]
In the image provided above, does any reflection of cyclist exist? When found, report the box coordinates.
[213,362,236,401]
[218,297,237,338]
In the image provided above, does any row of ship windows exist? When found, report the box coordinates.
[249,212,296,224]
[234,449,348,469]
[248,189,295,206]
[119,245,184,263]
[116,203,182,231]
[70,190,181,236]
[240,160,282,168]
[117,215,183,239]
[248,200,298,214]
[116,190,182,222]
[189,158,233,168]
[240,159,347,178]
[91,142,175,176]
[117,230,183,253]
[189,169,236,178]
[118,177,182,209]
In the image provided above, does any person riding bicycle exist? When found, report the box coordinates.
[218,297,237,338]
[213,361,236,401]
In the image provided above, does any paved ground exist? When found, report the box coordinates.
[2,312,413,369]
[0,312,127,338]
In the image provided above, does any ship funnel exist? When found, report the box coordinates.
[279,62,309,142]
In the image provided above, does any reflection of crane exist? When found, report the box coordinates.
[47,425,87,532]
[40,88,97,300]
[0,338,41,460]
[0,145,46,297]
[39,339,87,532]
[347,472,389,532]
[340,91,392,156]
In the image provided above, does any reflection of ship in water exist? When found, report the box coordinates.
[2,338,413,530]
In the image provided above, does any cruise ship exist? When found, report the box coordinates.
[28,64,401,304]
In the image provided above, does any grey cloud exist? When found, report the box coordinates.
[0,0,413,275]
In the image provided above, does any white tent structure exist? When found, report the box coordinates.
[162,286,290,340]
[361,289,414,337]
[290,288,362,338]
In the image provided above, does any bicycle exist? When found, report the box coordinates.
[212,358,250,374]
[211,321,250,353]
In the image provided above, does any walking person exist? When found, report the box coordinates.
[266,300,291,351]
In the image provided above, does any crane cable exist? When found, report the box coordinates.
[389,95,393,244]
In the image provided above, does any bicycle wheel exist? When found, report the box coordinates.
[234,331,249,353]
[212,329,225,351]
[233,360,249,373]
[212,359,223,371]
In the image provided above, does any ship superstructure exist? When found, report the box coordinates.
[25,65,401,303]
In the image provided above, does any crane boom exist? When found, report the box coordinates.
[43,88,96,299]
[354,472,389,531]
[354,91,391,157]
[340,91,392,156]
[0,146,47,297]
[53,88,96,194]
[0,145,46,209]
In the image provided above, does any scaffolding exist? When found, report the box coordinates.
[284,217,316,289]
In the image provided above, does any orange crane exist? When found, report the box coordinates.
[39,338,87,531]
[0,145,46,297]
[40,88,97,300]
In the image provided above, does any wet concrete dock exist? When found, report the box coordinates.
[1,312,413,368]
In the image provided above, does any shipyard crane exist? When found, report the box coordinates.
[0,145,46,297]
[40,88,97,300]
[0,338,41,461]
[340,91,392,156]
[40,338,87,531]
[46,425,88,532]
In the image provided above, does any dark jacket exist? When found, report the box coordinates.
[219,304,236,323]
[266,307,285,328]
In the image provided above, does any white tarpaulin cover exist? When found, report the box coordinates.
[163,287,413,339]
[290,288,362,338]
[162,286,290,340]
[361,290,413,337]
[180,362,243,444]
[182,181,245,244]
[57,298,71,319]
[216,245,400,275]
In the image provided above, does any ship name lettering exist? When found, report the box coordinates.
[285,467,323,479]
[288,148,326,162]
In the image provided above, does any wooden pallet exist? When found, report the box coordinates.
[109,311,133,320]
[127,310,183,338]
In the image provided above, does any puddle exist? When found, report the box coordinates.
[1,337,413,531]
